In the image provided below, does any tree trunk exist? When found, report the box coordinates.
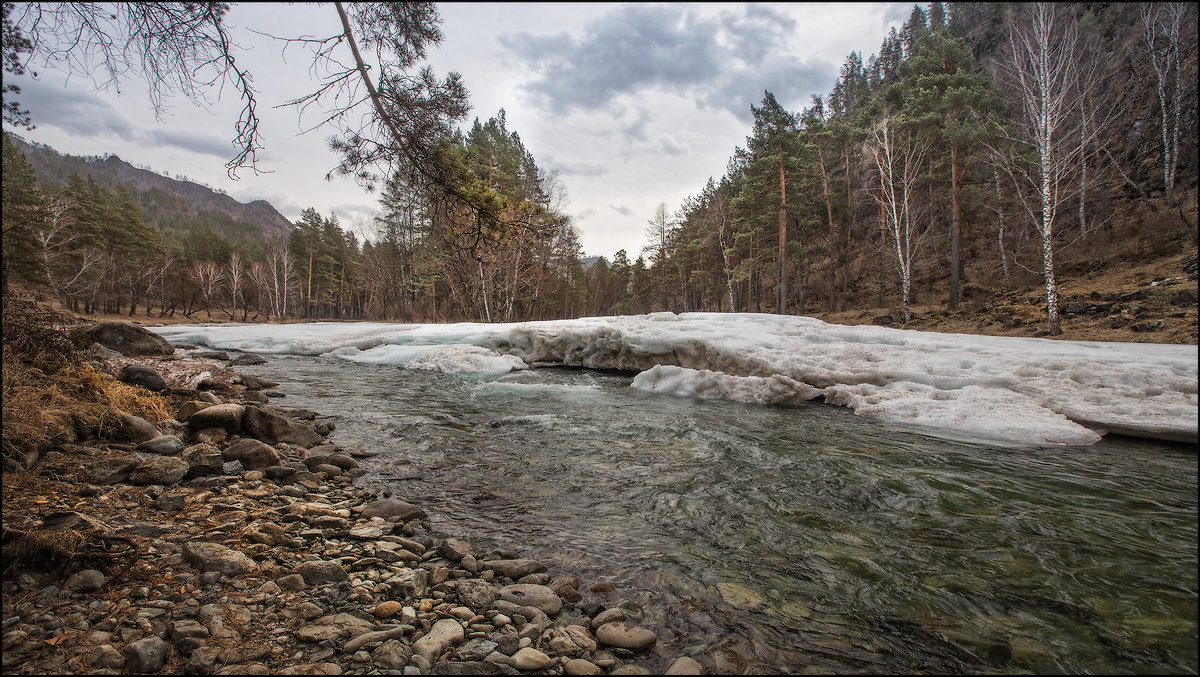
[776,147,788,314]
[949,140,962,310]
[816,138,837,312]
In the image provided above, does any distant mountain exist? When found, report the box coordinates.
[7,134,293,245]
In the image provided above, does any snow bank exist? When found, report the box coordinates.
[153,313,1198,448]
[632,365,823,407]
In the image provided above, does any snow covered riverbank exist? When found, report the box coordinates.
[152,313,1198,448]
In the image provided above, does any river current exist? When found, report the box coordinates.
[235,353,1197,674]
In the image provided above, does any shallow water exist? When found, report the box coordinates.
[242,354,1197,674]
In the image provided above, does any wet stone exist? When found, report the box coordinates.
[595,622,657,651]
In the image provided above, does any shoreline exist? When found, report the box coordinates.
[1,339,697,675]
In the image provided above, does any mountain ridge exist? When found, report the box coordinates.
[7,134,293,241]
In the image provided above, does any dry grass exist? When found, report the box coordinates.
[1,295,172,466]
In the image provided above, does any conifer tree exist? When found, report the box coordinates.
[900,25,1000,309]
[1,134,46,291]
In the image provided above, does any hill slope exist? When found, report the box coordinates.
[7,134,293,245]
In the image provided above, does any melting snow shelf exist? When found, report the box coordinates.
[154,313,1199,448]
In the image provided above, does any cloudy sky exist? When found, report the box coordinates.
[4,2,910,260]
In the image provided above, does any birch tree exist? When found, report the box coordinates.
[227,250,246,321]
[991,3,1095,336]
[865,115,931,323]
[1142,3,1193,207]
[190,261,224,319]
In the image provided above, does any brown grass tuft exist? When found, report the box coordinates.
[2,293,172,465]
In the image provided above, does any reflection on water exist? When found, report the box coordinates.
[246,355,1198,674]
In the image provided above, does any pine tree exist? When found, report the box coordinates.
[742,91,805,314]
[1,134,47,290]
[900,26,1001,309]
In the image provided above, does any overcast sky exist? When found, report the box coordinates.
[4,2,910,260]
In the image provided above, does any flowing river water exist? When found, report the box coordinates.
[234,353,1197,674]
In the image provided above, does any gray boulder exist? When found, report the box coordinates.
[242,406,322,446]
[361,498,427,521]
[122,636,168,673]
[240,374,279,391]
[222,438,281,470]
[187,403,245,432]
[65,569,106,593]
[88,342,124,360]
[413,618,465,663]
[499,584,562,616]
[116,413,160,444]
[118,364,166,392]
[387,567,430,599]
[182,541,257,576]
[294,559,347,585]
[455,578,499,611]
[135,434,184,455]
[594,621,657,651]
[83,321,174,357]
[482,559,546,580]
[88,455,142,485]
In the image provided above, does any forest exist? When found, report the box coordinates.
[2,2,1197,334]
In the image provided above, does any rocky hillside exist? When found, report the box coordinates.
[7,134,293,241]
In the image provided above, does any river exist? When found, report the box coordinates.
[225,351,1197,674]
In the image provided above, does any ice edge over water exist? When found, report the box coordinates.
[152,313,1198,448]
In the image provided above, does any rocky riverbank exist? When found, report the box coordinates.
[1,323,704,675]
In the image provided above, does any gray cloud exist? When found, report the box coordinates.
[499,4,833,125]
[147,129,232,159]
[576,208,598,220]
[659,136,687,156]
[500,5,721,115]
[17,76,137,140]
[549,158,609,179]
[881,2,916,25]
[610,204,633,217]
[698,57,833,124]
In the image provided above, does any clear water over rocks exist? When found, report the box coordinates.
[234,353,1197,674]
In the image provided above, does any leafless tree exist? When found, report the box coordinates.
[864,115,931,324]
[189,260,224,319]
[263,239,296,320]
[989,3,1105,335]
[35,194,110,310]
[226,250,246,321]
[10,2,261,176]
[1142,3,1194,207]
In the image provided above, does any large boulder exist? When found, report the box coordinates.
[413,619,465,664]
[222,438,281,470]
[242,406,323,446]
[187,403,245,433]
[83,322,174,357]
[499,584,562,616]
[118,364,167,392]
[115,414,161,444]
